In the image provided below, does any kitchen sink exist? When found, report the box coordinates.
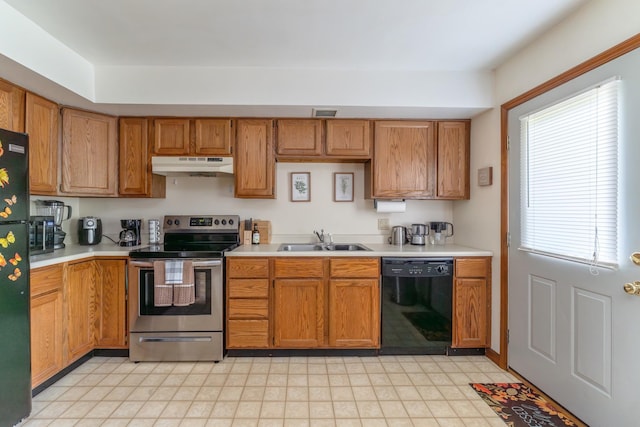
[277,243,371,252]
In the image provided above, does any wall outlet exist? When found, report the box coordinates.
[378,218,390,230]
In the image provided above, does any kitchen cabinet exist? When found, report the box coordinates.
[30,265,64,388]
[94,259,127,348]
[65,260,97,364]
[119,118,166,198]
[0,79,25,132]
[275,119,371,160]
[226,258,270,348]
[437,121,470,199]
[367,120,436,199]
[452,257,491,348]
[26,92,59,195]
[328,258,380,347]
[152,118,233,156]
[61,108,118,196]
[273,258,325,348]
[235,119,275,198]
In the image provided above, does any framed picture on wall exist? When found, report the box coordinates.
[333,172,354,202]
[290,172,311,202]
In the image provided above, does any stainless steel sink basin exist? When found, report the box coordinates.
[277,243,371,252]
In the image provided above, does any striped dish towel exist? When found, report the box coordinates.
[173,260,195,306]
[153,261,173,306]
[164,260,184,284]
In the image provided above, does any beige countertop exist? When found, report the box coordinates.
[30,242,139,269]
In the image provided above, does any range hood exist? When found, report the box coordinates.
[151,156,234,177]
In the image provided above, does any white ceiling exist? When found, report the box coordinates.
[1,0,586,117]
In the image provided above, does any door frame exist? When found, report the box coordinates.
[495,33,640,369]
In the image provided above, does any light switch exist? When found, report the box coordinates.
[478,167,493,186]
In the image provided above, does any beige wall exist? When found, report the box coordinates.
[454,0,640,351]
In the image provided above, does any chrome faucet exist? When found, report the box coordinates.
[314,229,329,243]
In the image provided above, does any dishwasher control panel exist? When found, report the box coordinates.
[382,258,453,277]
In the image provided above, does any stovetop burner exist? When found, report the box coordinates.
[129,215,240,259]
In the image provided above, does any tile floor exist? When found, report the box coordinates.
[19,355,517,427]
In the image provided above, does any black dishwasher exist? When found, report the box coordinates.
[380,257,453,355]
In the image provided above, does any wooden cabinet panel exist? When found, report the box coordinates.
[370,121,436,199]
[234,119,275,198]
[0,79,25,132]
[153,118,190,155]
[326,120,371,158]
[330,258,379,278]
[26,93,59,195]
[328,279,380,347]
[273,279,324,348]
[273,258,324,278]
[194,119,232,155]
[31,264,63,297]
[65,261,96,363]
[228,279,269,298]
[453,278,488,348]
[228,320,269,348]
[228,299,269,319]
[94,259,127,348]
[276,119,323,156]
[119,118,166,198]
[61,108,118,196]
[437,121,470,199]
[455,258,488,278]
[227,258,269,278]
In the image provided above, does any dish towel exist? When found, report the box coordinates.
[172,260,195,306]
[153,261,173,306]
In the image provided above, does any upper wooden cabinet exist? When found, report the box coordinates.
[61,108,118,196]
[437,121,470,199]
[452,257,491,348]
[275,119,371,160]
[367,120,436,199]
[119,118,165,198]
[26,93,59,195]
[235,119,275,198]
[0,79,25,132]
[153,118,232,156]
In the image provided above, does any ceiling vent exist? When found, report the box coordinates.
[312,109,338,117]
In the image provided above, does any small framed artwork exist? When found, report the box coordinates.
[290,172,311,202]
[333,172,354,202]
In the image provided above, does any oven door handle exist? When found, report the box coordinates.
[129,259,223,268]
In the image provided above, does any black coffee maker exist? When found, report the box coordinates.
[119,219,142,246]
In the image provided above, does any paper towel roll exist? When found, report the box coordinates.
[375,200,406,213]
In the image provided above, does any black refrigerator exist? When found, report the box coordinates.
[0,128,31,425]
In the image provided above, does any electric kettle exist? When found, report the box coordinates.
[389,226,409,245]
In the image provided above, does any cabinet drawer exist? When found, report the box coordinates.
[227,320,269,348]
[31,264,63,297]
[455,258,488,278]
[227,258,269,278]
[228,279,269,298]
[228,299,269,319]
[274,258,324,278]
[330,258,379,278]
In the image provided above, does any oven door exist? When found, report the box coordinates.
[128,259,223,333]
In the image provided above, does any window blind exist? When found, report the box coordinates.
[520,79,619,267]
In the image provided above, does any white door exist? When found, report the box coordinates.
[508,48,640,426]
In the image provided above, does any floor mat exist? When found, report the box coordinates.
[402,310,451,342]
[470,383,582,426]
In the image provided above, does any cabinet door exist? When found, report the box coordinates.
[0,79,25,132]
[65,261,96,363]
[235,119,275,198]
[26,93,59,195]
[195,119,232,155]
[276,119,323,157]
[437,121,470,199]
[452,278,488,348]
[94,260,127,348]
[326,120,371,158]
[119,118,166,197]
[328,279,379,348]
[153,118,191,155]
[30,265,64,388]
[371,121,436,198]
[61,108,118,195]
[273,279,324,348]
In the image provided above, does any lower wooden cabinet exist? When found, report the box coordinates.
[65,260,97,363]
[94,259,127,348]
[273,277,325,348]
[30,265,64,388]
[452,257,491,348]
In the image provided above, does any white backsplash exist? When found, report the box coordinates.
[69,163,454,245]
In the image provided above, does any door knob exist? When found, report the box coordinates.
[623,281,640,295]
[631,252,640,266]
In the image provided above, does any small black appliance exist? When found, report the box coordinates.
[119,219,142,246]
[78,216,102,245]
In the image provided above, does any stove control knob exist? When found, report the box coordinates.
[214,219,220,225]
[174,219,180,226]
[166,219,173,226]
[228,219,234,225]
[221,219,227,225]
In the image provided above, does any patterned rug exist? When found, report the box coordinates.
[470,383,581,427]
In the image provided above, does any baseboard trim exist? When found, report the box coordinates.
[485,348,502,367]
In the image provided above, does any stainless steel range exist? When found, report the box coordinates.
[128,215,239,362]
